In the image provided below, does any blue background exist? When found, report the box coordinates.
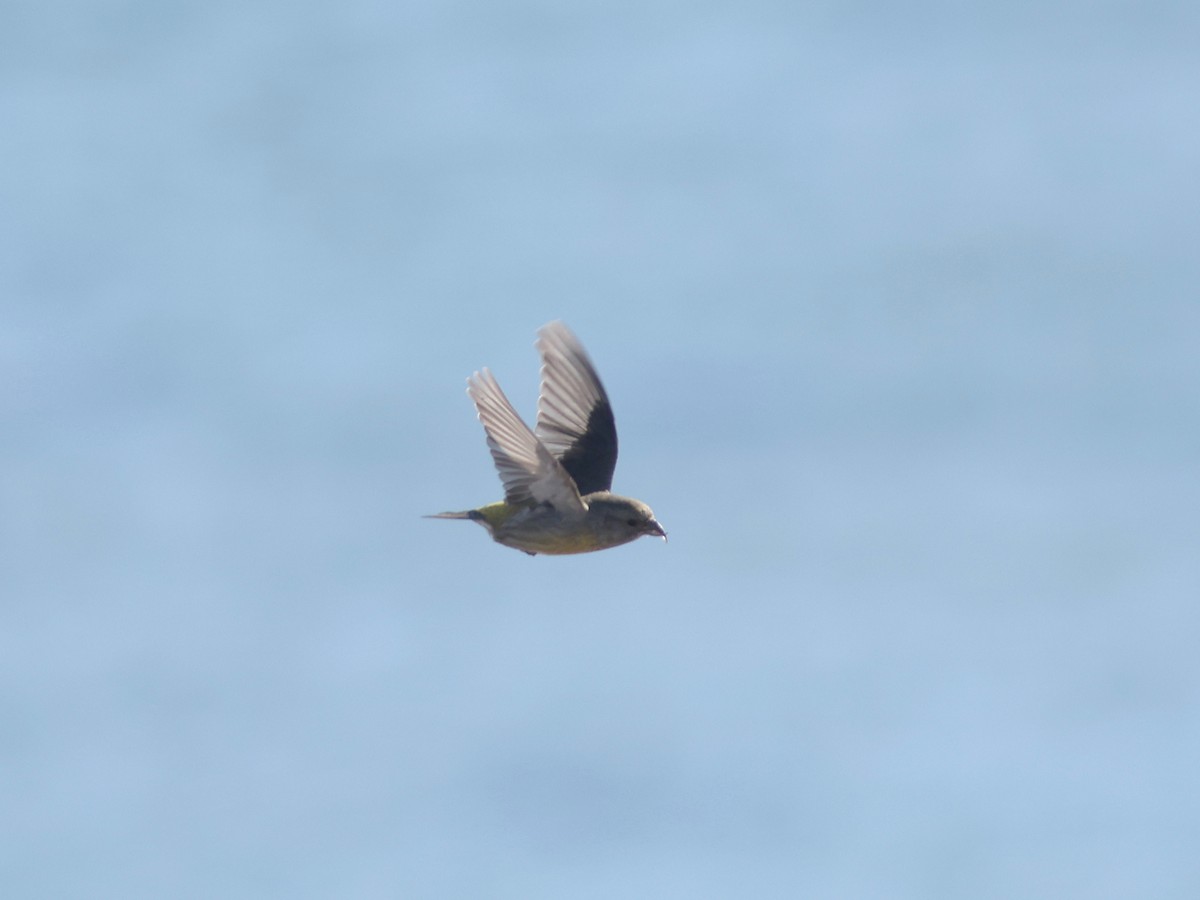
[4,2,1198,897]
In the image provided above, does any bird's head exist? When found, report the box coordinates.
[586,493,667,547]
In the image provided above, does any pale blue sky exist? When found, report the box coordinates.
[3,2,1198,897]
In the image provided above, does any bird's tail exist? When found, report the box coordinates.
[422,510,482,521]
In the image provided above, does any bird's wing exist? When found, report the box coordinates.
[467,368,585,512]
[533,322,618,495]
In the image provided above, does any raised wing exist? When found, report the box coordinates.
[467,368,585,513]
[534,322,618,495]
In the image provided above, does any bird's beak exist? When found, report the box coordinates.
[647,519,667,542]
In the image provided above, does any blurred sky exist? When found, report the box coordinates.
[3,1,1199,898]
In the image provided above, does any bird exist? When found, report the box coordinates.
[426,321,666,556]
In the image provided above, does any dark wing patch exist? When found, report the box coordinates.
[553,398,617,495]
[535,322,620,494]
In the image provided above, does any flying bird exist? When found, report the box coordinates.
[426,322,666,555]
